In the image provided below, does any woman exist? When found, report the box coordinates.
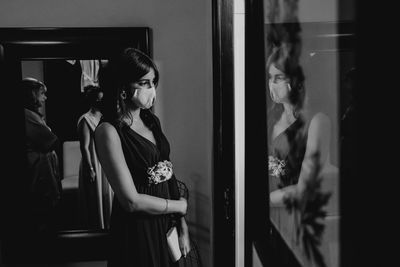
[95,48,199,267]
[266,45,333,205]
[77,85,113,229]
[23,77,61,233]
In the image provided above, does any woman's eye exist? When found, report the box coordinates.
[139,81,152,87]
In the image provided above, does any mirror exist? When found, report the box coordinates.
[21,59,113,232]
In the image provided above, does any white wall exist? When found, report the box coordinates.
[0,1,213,266]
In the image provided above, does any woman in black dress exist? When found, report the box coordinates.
[95,48,200,267]
[266,45,334,204]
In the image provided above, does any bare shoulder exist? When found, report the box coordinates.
[95,122,119,142]
[309,112,331,129]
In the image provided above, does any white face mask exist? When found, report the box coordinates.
[268,64,290,104]
[269,80,290,104]
[130,69,157,109]
[132,87,156,109]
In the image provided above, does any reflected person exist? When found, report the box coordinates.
[77,85,113,229]
[23,77,62,234]
[267,45,334,204]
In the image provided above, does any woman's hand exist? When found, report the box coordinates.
[270,185,298,207]
[89,167,96,183]
[178,226,191,257]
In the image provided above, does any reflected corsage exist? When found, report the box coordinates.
[147,160,173,185]
[268,155,286,178]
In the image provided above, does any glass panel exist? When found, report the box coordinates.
[252,0,355,266]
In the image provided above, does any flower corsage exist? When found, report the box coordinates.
[268,155,287,178]
[147,160,173,185]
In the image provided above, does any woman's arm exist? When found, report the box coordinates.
[178,216,191,257]
[77,120,95,180]
[94,122,187,215]
[25,117,59,153]
[270,112,331,204]
[296,112,331,193]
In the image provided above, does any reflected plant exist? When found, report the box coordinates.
[283,152,332,267]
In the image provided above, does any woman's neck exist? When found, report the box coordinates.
[282,103,296,124]
[123,107,142,126]
[129,108,141,120]
[89,108,102,119]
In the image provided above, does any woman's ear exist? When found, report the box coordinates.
[120,90,127,100]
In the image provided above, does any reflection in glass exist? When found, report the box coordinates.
[251,1,345,267]
[23,77,62,234]
[22,59,113,232]
[77,85,113,230]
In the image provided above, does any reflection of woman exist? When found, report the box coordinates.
[77,85,113,229]
[267,46,333,204]
[23,77,62,233]
[95,48,200,266]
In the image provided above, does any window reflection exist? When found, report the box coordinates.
[251,0,349,266]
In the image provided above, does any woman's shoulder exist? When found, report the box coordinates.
[305,112,331,140]
[95,121,119,140]
[309,112,330,124]
[309,112,330,128]
[77,113,88,127]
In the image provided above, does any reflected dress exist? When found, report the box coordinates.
[268,118,308,191]
[103,109,201,267]
[77,111,113,229]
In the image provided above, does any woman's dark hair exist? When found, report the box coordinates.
[266,45,305,130]
[21,77,46,113]
[83,85,103,107]
[266,45,306,141]
[266,45,305,114]
[99,48,159,125]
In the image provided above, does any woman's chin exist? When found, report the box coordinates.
[142,104,153,110]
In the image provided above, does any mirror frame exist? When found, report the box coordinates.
[0,27,151,264]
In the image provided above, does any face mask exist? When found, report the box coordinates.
[132,87,156,109]
[269,80,290,104]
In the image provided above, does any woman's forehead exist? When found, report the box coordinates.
[269,64,284,75]
[139,68,155,80]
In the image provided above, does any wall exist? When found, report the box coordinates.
[0,1,213,266]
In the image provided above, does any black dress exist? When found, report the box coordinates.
[103,109,201,267]
[268,118,308,190]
